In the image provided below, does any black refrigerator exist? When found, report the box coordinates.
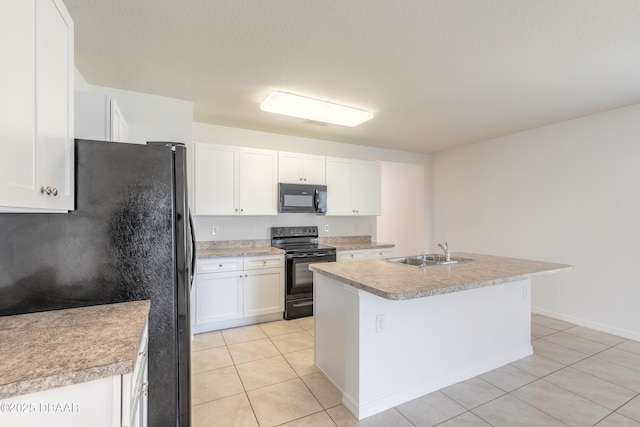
[0,139,195,427]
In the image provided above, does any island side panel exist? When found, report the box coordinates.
[314,272,360,402]
[314,272,533,420]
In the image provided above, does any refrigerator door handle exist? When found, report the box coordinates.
[188,210,196,288]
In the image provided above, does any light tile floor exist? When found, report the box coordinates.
[191,314,640,426]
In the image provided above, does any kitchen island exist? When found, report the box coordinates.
[309,253,571,420]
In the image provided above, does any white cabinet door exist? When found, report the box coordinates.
[326,157,355,215]
[110,98,128,142]
[355,160,381,215]
[278,152,326,184]
[196,271,243,323]
[326,157,381,216]
[278,152,303,184]
[0,0,73,212]
[194,144,277,216]
[243,268,284,317]
[75,92,128,142]
[239,148,277,215]
[0,376,120,427]
[194,143,239,215]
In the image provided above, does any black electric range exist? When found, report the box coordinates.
[271,226,336,319]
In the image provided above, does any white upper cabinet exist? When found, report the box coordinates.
[194,143,278,215]
[326,157,381,216]
[278,152,326,185]
[0,0,74,212]
[75,91,128,142]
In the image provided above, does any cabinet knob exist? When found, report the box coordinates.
[219,264,223,267]
[299,178,303,181]
[240,208,244,212]
[239,274,243,278]
[245,274,248,277]
[40,186,58,196]
[303,178,307,181]
[235,208,238,212]
[263,261,266,265]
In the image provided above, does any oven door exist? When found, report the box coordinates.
[285,251,336,319]
[286,251,336,298]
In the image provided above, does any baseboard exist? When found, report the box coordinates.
[532,306,640,341]
[343,345,533,420]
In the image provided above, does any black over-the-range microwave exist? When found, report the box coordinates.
[278,183,327,214]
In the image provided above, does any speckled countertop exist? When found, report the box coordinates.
[196,240,284,258]
[319,236,394,251]
[0,300,150,399]
[309,252,572,300]
[195,236,394,258]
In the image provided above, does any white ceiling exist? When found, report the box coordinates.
[64,0,640,154]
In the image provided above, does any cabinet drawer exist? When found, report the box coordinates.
[336,250,367,262]
[198,257,243,273]
[244,255,283,270]
[366,248,395,259]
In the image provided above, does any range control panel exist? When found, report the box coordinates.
[271,226,319,239]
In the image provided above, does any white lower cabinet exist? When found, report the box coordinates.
[365,248,395,259]
[0,322,148,427]
[194,255,284,332]
[337,248,395,262]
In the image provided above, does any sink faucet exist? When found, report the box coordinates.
[437,242,450,262]
[419,251,427,266]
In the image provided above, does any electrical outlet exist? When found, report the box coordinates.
[324,224,329,232]
[212,225,218,236]
[376,314,386,333]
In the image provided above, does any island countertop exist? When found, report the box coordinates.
[0,300,150,399]
[309,252,572,300]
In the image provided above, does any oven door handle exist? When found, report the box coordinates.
[287,252,336,259]
[292,301,313,307]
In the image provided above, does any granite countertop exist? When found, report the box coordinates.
[197,246,284,259]
[194,236,394,258]
[309,252,572,300]
[0,300,150,399]
[196,240,284,258]
[319,236,395,251]
[329,242,395,251]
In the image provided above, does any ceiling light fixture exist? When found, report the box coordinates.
[260,90,374,127]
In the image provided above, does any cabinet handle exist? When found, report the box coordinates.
[40,186,58,196]
[140,382,149,397]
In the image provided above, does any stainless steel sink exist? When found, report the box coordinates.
[387,254,473,267]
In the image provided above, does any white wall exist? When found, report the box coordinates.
[430,103,640,340]
[192,123,430,244]
[377,161,426,256]
[90,85,193,145]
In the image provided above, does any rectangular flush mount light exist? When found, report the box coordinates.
[260,90,374,127]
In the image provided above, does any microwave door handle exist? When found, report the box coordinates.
[314,188,319,212]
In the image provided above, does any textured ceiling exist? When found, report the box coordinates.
[63,0,640,154]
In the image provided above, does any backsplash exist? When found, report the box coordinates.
[192,214,376,242]
[319,236,372,245]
